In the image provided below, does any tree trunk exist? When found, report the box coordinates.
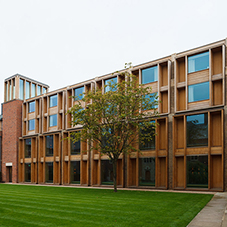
[112,159,117,192]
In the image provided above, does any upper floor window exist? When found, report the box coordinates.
[71,133,81,155]
[74,87,84,100]
[49,95,57,107]
[188,52,209,73]
[49,114,57,127]
[139,122,155,150]
[188,82,209,103]
[19,79,24,100]
[24,138,31,158]
[46,135,53,156]
[28,119,35,131]
[37,85,41,96]
[104,77,117,93]
[142,66,158,84]
[186,113,208,147]
[31,83,36,98]
[29,101,35,113]
[43,87,47,94]
[26,81,30,99]
[143,93,158,110]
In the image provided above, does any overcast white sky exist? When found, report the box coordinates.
[0,0,227,109]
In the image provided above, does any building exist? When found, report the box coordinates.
[1,38,227,191]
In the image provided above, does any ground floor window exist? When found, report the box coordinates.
[25,163,31,182]
[101,160,113,185]
[70,161,80,184]
[139,157,155,186]
[187,155,208,188]
[45,162,53,183]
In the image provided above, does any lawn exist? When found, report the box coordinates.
[0,184,212,227]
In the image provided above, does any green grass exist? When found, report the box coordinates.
[0,184,212,227]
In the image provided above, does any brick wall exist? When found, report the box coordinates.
[2,100,23,183]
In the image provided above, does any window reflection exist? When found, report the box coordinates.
[188,82,209,102]
[142,66,158,84]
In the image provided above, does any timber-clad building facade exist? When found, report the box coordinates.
[1,38,227,191]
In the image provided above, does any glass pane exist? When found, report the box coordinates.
[139,158,155,186]
[104,77,117,93]
[25,163,31,182]
[43,87,47,94]
[24,138,31,158]
[13,80,15,99]
[71,134,80,155]
[49,114,57,127]
[46,135,53,156]
[9,81,12,100]
[187,113,208,147]
[5,83,8,101]
[140,122,155,150]
[26,81,30,99]
[19,79,24,100]
[29,101,35,113]
[142,66,158,84]
[50,95,57,107]
[45,162,53,183]
[188,52,209,73]
[188,82,209,102]
[187,155,208,188]
[70,161,80,184]
[37,86,41,96]
[74,87,84,100]
[31,83,36,97]
[144,93,158,110]
[28,119,35,131]
[101,160,113,185]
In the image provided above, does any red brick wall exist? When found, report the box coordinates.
[2,100,23,183]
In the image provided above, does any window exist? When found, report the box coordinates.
[13,80,15,99]
[29,101,35,113]
[104,77,117,93]
[45,162,53,183]
[5,83,8,101]
[142,66,158,84]
[70,161,80,184]
[74,87,84,100]
[25,163,31,182]
[187,113,208,147]
[43,87,47,94]
[24,138,31,158]
[37,85,41,96]
[46,135,53,156]
[139,157,155,186]
[143,93,158,110]
[49,95,57,107]
[188,82,209,102]
[101,160,113,185]
[9,81,12,100]
[31,83,36,98]
[19,79,24,100]
[71,133,80,155]
[28,119,35,131]
[49,114,57,127]
[139,122,155,150]
[187,155,208,188]
[188,52,209,73]
[26,81,30,99]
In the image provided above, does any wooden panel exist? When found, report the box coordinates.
[213,80,223,106]
[177,88,185,111]
[160,91,168,113]
[212,49,222,75]
[160,63,168,86]
[211,155,222,189]
[117,159,123,186]
[186,147,208,155]
[158,119,166,150]
[188,100,209,110]
[175,157,184,188]
[81,161,87,185]
[177,59,185,83]
[176,117,184,149]
[188,69,209,85]
[158,157,166,187]
[143,81,158,93]
[92,160,98,185]
[210,112,222,146]
[128,158,136,186]
[211,147,222,155]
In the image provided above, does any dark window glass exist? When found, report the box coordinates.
[49,95,57,107]
[74,87,84,100]
[142,66,158,84]
[29,101,35,113]
[25,163,31,182]
[187,113,208,147]
[139,157,155,186]
[104,77,117,93]
[188,82,209,102]
[70,161,80,184]
[101,160,113,185]
[140,122,155,150]
[188,52,209,73]
[71,134,80,155]
[46,135,53,156]
[25,139,31,158]
[49,114,57,127]
[28,119,35,131]
[19,79,24,100]
[45,162,53,183]
[187,155,208,188]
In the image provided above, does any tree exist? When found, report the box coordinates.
[68,63,159,192]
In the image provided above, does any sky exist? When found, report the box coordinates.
[0,0,227,109]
